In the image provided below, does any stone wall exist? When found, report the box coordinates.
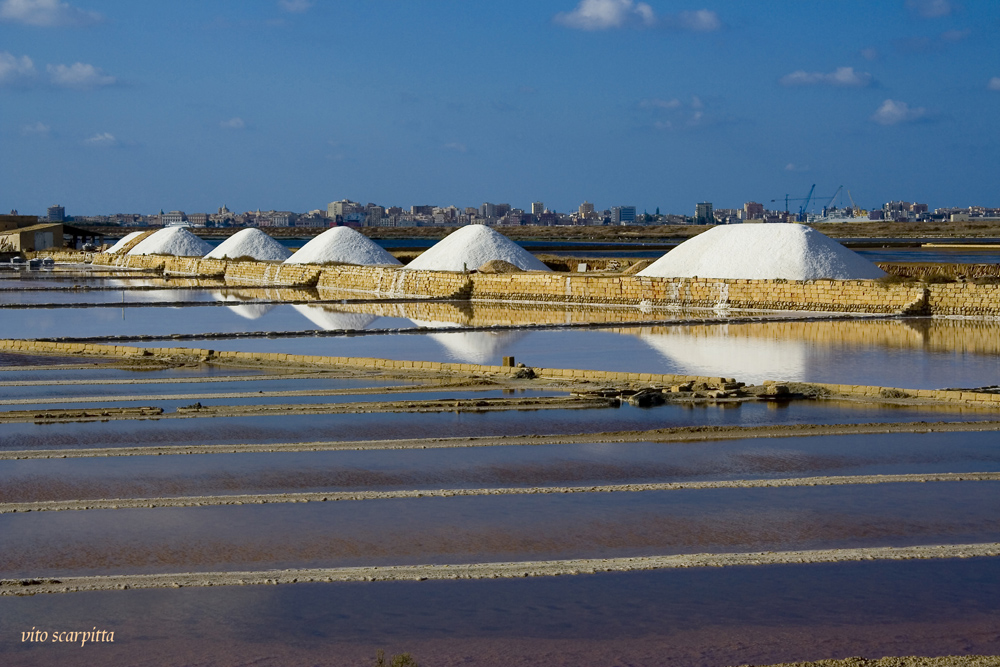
[78,252,1000,316]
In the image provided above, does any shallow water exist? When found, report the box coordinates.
[2,482,997,577]
[127,318,1000,388]
[2,431,998,503]
[0,400,989,452]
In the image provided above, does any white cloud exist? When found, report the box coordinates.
[278,0,312,12]
[0,0,101,26]
[555,0,655,30]
[555,1,722,31]
[785,163,809,173]
[443,142,467,153]
[673,9,721,32]
[988,77,1000,91]
[905,0,952,18]
[20,121,50,136]
[47,62,115,89]
[220,117,246,130]
[871,99,927,125]
[644,95,716,130]
[0,51,36,85]
[83,132,117,147]
[780,66,873,87]
[859,47,879,61]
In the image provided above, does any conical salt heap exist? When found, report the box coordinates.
[105,231,145,254]
[405,225,550,272]
[127,227,214,257]
[637,224,885,280]
[205,228,292,262]
[284,226,401,266]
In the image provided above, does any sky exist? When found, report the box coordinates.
[3,0,999,217]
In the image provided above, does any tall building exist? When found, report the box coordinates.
[578,201,595,219]
[480,202,496,218]
[611,206,637,225]
[743,201,764,220]
[695,202,714,225]
[47,205,65,222]
[531,202,545,216]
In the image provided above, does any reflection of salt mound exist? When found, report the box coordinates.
[285,227,401,266]
[127,228,214,257]
[637,225,885,280]
[637,328,807,384]
[411,318,526,364]
[205,228,292,261]
[212,292,276,320]
[405,225,550,272]
[105,231,144,254]
[293,305,377,331]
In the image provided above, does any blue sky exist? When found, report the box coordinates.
[3,0,998,216]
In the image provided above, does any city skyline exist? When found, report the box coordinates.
[4,0,999,215]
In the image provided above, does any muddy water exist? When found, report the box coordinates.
[1,482,998,577]
[3,431,1000,503]
[0,400,992,452]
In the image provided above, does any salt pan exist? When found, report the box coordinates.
[127,227,214,257]
[405,225,550,272]
[637,224,885,280]
[284,227,401,266]
[205,228,292,262]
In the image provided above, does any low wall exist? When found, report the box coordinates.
[879,262,1000,280]
[2,338,998,407]
[80,252,1000,316]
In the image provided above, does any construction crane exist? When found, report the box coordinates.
[847,189,866,218]
[772,184,827,222]
[825,185,844,212]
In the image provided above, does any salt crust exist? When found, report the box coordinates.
[637,224,886,280]
[284,226,401,266]
[127,228,214,257]
[204,228,292,261]
[405,224,551,272]
[105,231,144,254]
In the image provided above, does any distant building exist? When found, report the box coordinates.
[743,201,765,220]
[578,201,595,219]
[695,202,714,225]
[47,205,65,222]
[411,205,435,216]
[531,202,545,217]
[480,202,496,219]
[161,211,186,226]
[611,206,637,225]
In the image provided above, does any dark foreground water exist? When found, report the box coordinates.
[2,558,999,667]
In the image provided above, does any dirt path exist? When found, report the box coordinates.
[3,471,998,514]
[3,542,998,595]
[4,420,999,460]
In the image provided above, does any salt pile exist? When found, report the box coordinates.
[405,225,550,272]
[637,224,885,280]
[204,228,292,262]
[284,227,401,266]
[127,227,214,257]
[105,231,144,254]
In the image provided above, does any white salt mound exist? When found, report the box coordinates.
[405,225,550,272]
[205,228,292,261]
[127,227,214,257]
[637,224,885,280]
[284,226,401,266]
[105,231,144,254]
